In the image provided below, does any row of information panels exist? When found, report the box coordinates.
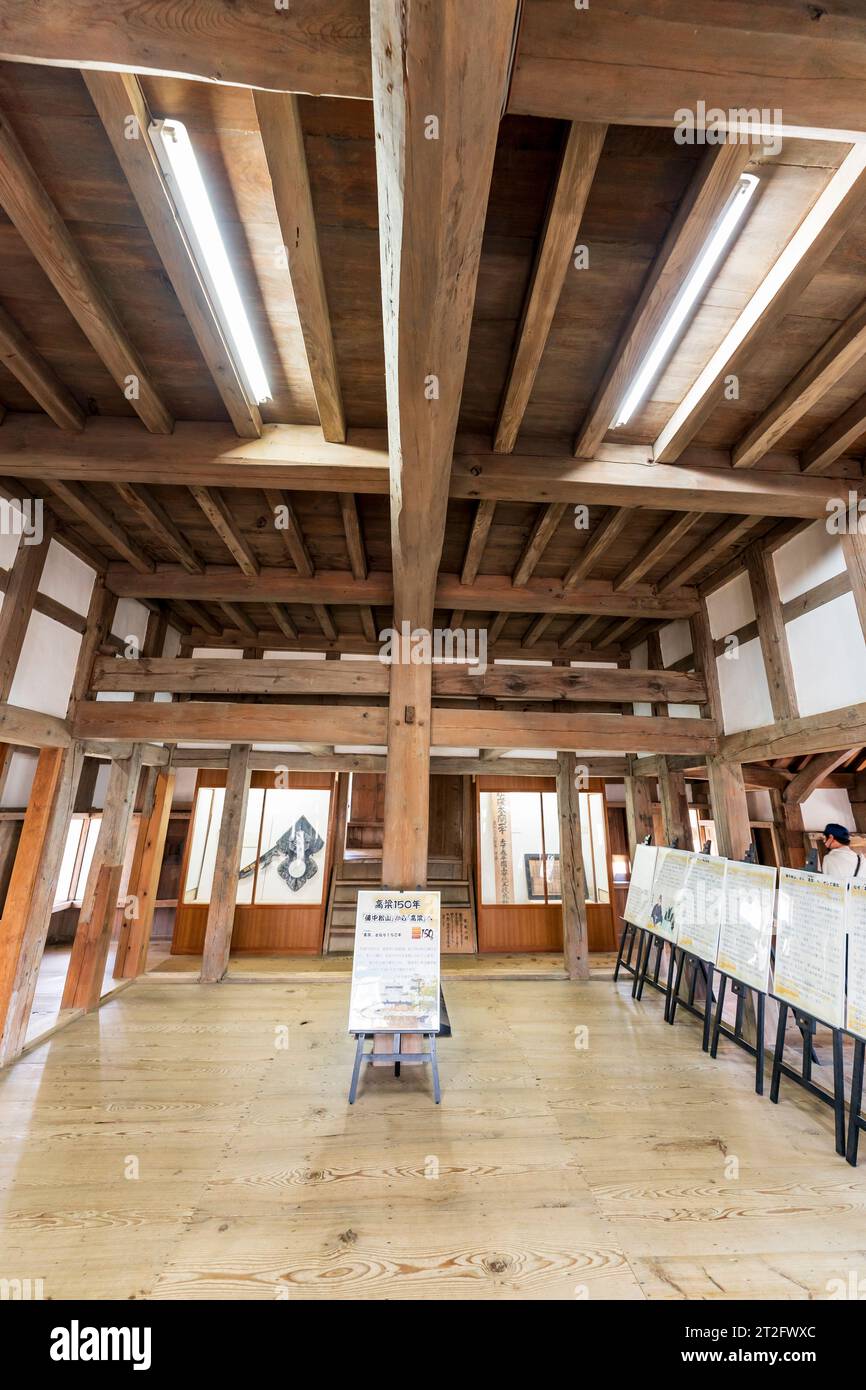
[624,846,866,1037]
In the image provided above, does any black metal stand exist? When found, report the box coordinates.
[846,1037,865,1167]
[770,1001,846,1155]
[348,1031,441,1104]
[634,929,675,1004]
[710,974,767,1095]
[667,949,715,1049]
[613,918,641,981]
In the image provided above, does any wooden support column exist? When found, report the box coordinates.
[706,755,752,859]
[690,601,722,725]
[0,520,54,793]
[200,743,252,983]
[770,788,808,868]
[372,0,519,889]
[0,742,84,1064]
[841,529,866,645]
[746,541,799,721]
[62,745,144,1011]
[657,758,692,848]
[557,751,589,980]
[113,768,175,979]
[624,773,655,858]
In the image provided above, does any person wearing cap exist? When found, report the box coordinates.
[820,823,865,879]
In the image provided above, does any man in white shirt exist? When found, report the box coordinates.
[820,823,865,879]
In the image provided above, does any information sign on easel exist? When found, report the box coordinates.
[770,867,848,1154]
[347,889,442,1103]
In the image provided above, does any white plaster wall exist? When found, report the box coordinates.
[1,749,38,808]
[111,598,150,648]
[786,592,866,716]
[773,521,845,603]
[0,529,21,571]
[747,789,773,820]
[801,787,855,833]
[39,542,95,615]
[716,636,774,734]
[659,619,692,666]
[9,612,80,716]
[706,570,755,638]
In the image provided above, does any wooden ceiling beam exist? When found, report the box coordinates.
[613,512,702,592]
[657,514,762,593]
[0,415,851,518]
[113,482,202,574]
[189,485,259,577]
[526,506,629,647]
[0,1,374,101]
[47,480,154,573]
[460,500,497,585]
[733,297,866,468]
[654,147,866,464]
[71,697,716,754]
[507,3,866,136]
[0,104,172,434]
[575,141,752,460]
[262,488,313,577]
[721,702,866,764]
[338,493,368,581]
[219,602,257,639]
[783,748,859,804]
[91,655,706,704]
[173,600,221,637]
[104,564,699,618]
[494,121,606,453]
[84,71,262,439]
[801,393,866,474]
[313,605,337,641]
[0,302,84,430]
[265,603,298,642]
[254,91,345,443]
[512,502,567,586]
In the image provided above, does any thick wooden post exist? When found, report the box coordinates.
[770,788,808,868]
[557,751,589,980]
[200,743,252,983]
[746,541,799,721]
[624,773,654,857]
[706,756,752,859]
[0,519,54,700]
[113,767,175,979]
[657,758,692,847]
[382,661,432,887]
[372,0,519,888]
[690,601,722,725]
[0,742,83,1063]
[62,745,144,1010]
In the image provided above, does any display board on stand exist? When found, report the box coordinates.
[347,889,442,1104]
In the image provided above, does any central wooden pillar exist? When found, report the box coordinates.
[372,0,519,886]
[382,661,432,887]
[201,743,252,983]
[556,752,589,980]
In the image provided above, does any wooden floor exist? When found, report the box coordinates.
[2,970,865,1300]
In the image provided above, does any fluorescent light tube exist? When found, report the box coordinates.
[611,173,759,429]
[150,118,271,404]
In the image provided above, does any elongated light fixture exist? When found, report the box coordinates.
[611,172,759,429]
[150,117,271,404]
